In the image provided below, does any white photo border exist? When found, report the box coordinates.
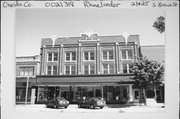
[1,1,179,119]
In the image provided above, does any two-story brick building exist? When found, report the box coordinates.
[35,32,141,104]
[16,55,40,104]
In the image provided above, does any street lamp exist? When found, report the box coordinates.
[25,76,30,105]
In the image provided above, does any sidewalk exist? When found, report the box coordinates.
[15,103,165,113]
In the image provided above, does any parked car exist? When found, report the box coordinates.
[78,97,106,109]
[46,97,69,109]
[72,96,82,104]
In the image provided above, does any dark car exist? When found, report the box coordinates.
[78,97,106,109]
[46,97,69,109]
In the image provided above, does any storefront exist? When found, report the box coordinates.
[35,74,135,104]
[16,77,36,104]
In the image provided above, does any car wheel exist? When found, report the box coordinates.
[78,104,81,108]
[54,105,57,109]
[100,107,103,109]
[65,106,67,108]
[90,105,95,109]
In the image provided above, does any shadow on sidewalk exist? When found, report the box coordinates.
[107,104,136,108]
[107,103,165,108]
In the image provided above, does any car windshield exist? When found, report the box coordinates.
[57,97,65,101]
[91,97,102,101]
[85,97,91,100]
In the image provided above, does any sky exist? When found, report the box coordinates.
[15,9,165,57]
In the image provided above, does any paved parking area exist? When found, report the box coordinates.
[16,104,165,113]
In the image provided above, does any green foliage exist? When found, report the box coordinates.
[131,57,164,89]
[152,16,165,33]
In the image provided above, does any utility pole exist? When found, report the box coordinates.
[25,77,30,105]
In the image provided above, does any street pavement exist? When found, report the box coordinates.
[16,104,165,113]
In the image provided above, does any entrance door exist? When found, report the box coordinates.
[133,89,140,102]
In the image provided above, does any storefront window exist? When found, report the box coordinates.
[37,87,47,102]
[75,86,102,98]
[36,85,131,104]
[105,86,129,103]
[16,88,31,103]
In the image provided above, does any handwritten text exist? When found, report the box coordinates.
[2,1,31,8]
[83,1,121,8]
[45,1,74,8]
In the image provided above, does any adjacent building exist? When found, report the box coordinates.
[140,45,165,63]
[35,32,141,104]
[140,45,165,103]
[16,55,40,104]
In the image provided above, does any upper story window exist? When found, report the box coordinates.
[65,52,76,61]
[19,67,34,76]
[47,66,57,75]
[121,47,133,60]
[65,65,76,75]
[103,50,114,60]
[83,64,95,75]
[54,53,58,61]
[122,64,133,73]
[84,51,95,61]
[47,53,58,62]
[102,64,114,74]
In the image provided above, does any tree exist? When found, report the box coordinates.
[131,57,164,105]
[152,16,165,33]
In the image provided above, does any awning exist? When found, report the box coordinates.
[36,74,134,86]
[16,77,37,87]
